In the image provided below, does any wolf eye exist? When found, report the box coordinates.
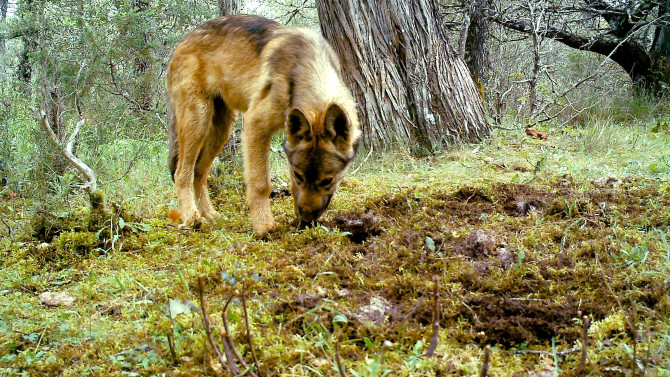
[294,171,305,183]
[319,178,333,187]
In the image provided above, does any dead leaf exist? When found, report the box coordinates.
[525,127,548,140]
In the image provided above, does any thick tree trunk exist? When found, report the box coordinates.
[316,0,490,154]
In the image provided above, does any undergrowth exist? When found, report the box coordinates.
[1,119,669,376]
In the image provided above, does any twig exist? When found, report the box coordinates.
[0,216,14,243]
[197,276,227,373]
[105,145,145,185]
[270,147,285,160]
[513,348,580,356]
[426,278,440,357]
[242,281,261,374]
[221,309,257,377]
[219,328,241,375]
[480,345,491,377]
[351,145,373,176]
[335,341,347,377]
[575,314,589,374]
[166,333,177,363]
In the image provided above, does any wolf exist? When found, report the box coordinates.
[167,14,361,236]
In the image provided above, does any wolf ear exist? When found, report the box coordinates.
[286,107,312,145]
[323,103,350,146]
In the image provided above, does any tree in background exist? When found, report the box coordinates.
[316,0,490,155]
[219,0,243,16]
[455,0,492,97]
[490,0,670,93]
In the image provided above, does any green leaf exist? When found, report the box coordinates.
[412,339,423,354]
[363,337,374,349]
[332,314,348,326]
[425,236,436,253]
[227,311,240,322]
[118,217,125,229]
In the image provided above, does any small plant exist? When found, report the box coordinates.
[615,242,649,267]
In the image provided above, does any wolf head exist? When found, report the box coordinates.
[283,103,360,227]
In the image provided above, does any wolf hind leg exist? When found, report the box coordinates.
[173,99,210,228]
[194,96,235,220]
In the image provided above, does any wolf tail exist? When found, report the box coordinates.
[167,102,179,182]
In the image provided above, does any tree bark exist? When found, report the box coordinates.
[17,0,38,84]
[463,0,491,93]
[651,0,670,89]
[0,0,7,52]
[133,0,153,112]
[316,0,490,154]
[218,0,242,16]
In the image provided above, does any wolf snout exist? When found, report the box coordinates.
[298,208,324,226]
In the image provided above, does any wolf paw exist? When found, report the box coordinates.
[202,210,221,221]
[177,211,203,230]
[253,220,276,237]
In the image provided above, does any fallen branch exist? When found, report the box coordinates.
[33,108,97,193]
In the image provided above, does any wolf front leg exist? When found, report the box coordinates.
[242,121,276,237]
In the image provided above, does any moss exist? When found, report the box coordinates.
[54,231,98,250]
[3,127,670,375]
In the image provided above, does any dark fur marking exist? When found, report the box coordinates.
[211,95,230,129]
[259,82,272,101]
[170,153,179,182]
[287,77,295,107]
[198,15,280,54]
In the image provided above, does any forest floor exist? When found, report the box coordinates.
[1,122,670,376]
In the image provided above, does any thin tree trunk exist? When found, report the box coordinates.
[17,0,38,84]
[463,0,491,94]
[218,0,242,17]
[651,0,670,89]
[133,0,152,112]
[316,0,490,155]
[0,0,8,52]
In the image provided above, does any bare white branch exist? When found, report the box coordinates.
[33,108,97,193]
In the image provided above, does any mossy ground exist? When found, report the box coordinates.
[1,123,670,376]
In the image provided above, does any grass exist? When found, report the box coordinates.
[1,119,670,376]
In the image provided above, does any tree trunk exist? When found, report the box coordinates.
[218,0,242,16]
[133,0,153,112]
[463,0,491,95]
[651,0,670,90]
[17,0,38,84]
[316,0,490,155]
[0,0,7,52]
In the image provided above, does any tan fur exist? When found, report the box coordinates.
[167,15,360,236]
